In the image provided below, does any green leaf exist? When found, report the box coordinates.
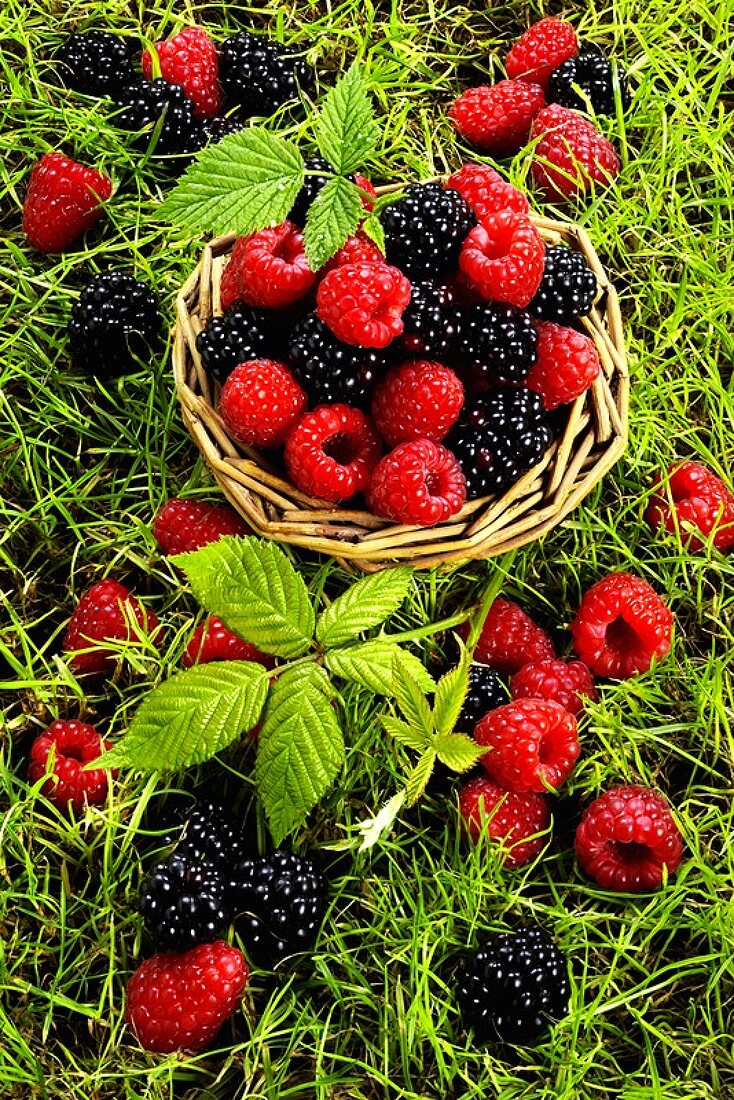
[256,664,345,845]
[315,61,380,175]
[434,732,487,773]
[97,662,269,772]
[159,128,305,237]
[316,568,412,647]
[360,214,385,253]
[404,750,437,806]
[392,657,434,737]
[433,648,470,737]
[382,715,431,752]
[303,176,364,270]
[326,640,435,695]
[173,536,315,659]
[356,791,406,851]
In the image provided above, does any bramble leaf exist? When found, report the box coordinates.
[315,61,380,175]
[433,732,487,773]
[316,568,412,647]
[303,176,367,271]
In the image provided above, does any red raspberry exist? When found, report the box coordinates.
[459,211,544,307]
[367,439,466,525]
[183,615,275,669]
[153,498,248,556]
[353,174,378,210]
[526,320,601,410]
[220,222,315,311]
[575,786,684,892]
[316,262,412,348]
[449,80,546,156]
[219,359,307,449]
[126,941,248,1053]
[570,572,673,679]
[284,404,382,503]
[645,461,734,553]
[142,25,222,118]
[475,698,580,793]
[505,17,578,90]
[63,578,161,677]
[371,360,464,446]
[446,163,530,219]
[22,151,113,253]
[28,720,115,813]
[458,775,550,867]
[531,105,620,202]
[323,231,384,272]
[510,659,597,716]
[462,597,555,675]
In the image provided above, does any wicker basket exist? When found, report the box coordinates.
[173,206,628,572]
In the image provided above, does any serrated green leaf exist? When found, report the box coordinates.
[316,568,412,647]
[326,640,434,695]
[404,750,437,806]
[173,536,315,658]
[434,732,487,773]
[392,657,434,737]
[315,61,379,176]
[97,662,269,772]
[382,715,432,752]
[360,214,385,253]
[256,664,345,845]
[433,648,470,737]
[159,128,305,237]
[303,176,364,270]
[356,791,406,851]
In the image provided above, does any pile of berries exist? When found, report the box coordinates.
[449,17,629,202]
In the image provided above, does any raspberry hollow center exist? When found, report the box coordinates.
[610,840,652,865]
[322,431,357,465]
[606,615,641,653]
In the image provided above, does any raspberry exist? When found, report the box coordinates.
[219,359,307,449]
[287,313,386,407]
[195,302,275,384]
[446,162,530,219]
[316,262,411,349]
[63,578,161,677]
[400,282,462,360]
[529,244,597,323]
[114,78,203,158]
[575,785,684,892]
[459,664,508,727]
[367,439,466,526]
[526,320,601,410]
[153,498,248,556]
[284,404,382,503]
[28,720,114,813]
[644,461,734,552]
[458,776,550,867]
[570,572,673,679]
[547,47,631,117]
[220,223,315,312]
[68,272,162,376]
[510,659,597,716]
[142,26,221,119]
[450,80,546,155]
[322,231,384,273]
[371,360,465,446]
[458,302,538,387]
[504,18,579,90]
[459,211,545,308]
[380,182,477,281]
[125,941,248,1053]
[464,597,555,675]
[530,104,620,202]
[139,852,231,950]
[54,30,136,97]
[456,926,570,1044]
[288,156,377,228]
[475,698,580,793]
[218,31,314,117]
[22,151,112,253]
[183,615,275,669]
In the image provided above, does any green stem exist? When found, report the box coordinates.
[384,609,472,644]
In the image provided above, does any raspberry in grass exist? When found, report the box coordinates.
[525,321,601,410]
[510,659,597,716]
[220,222,315,311]
[371,360,465,446]
[28,720,115,813]
[22,151,112,253]
[504,17,579,90]
[153,498,248,556]
[284,404,382,503]
[142,25,222,118]
[367,439,466,526]
[570,572,673,679]
[530,104,619,202]
[183,615,275,669]
[219,359,307,449]
[449,80,546,156]
[446,163,530,219]
[461,596,555,675]
[63,578,161,677]
[458,775,550,868]
[316,262,411,349]
[459,211,544,308]
[644,460,734,552]
[475,698,580,794]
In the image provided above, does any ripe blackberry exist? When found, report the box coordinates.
[114,79,203,157]
[401,282,462,359]
[529,245,597,323]
[228,850,326,967]
[460,664,508,728]
[287,313,386,407]
[288,155,333,226]
[547,47,630,116]
[219,31,314,118]
[446,389,553,498]
[458,303,538,388]
[54,30,136,98]
[200,116,247,145]
[139,852,231,950]
[69,272,162,376]
[196,302,274,383]
[456,926,570,1044]
[381,183,476,281]
[174,799,252,866]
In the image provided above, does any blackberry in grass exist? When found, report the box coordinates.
[459,303,538,388]
[381,183,476,281]
[401,282,462,360]
[529,245,597,324]
[219,31,314,118]
[196,302,275,383]
[175,799,252,867]
[139,852,231,950]
[200,116,247,145]
[547,47,630,116]
[460,665,508,728]
[69,272,162,376]
[287,313,387,407]
[114,79,203,157]
[55,30,136,97]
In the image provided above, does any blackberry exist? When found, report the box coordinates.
[69,272,162,376]
[287,313,386,407]
[458,303,538,388]
[529,246,597,324]
[381,183,476,281]
[196,302,275,383]
[139,852,231,950]
[200,116,247,145]
[228,849,326,967]
[175,799,252,867]
[456,926,570,1044]
[446,389,553,498]
[547,47,630,116]
[113,79,203,157]
[288,155,333,227]
[219,31,314,118]
[54,30,136,98]
[401,282,462,360]
[460,664,508,728]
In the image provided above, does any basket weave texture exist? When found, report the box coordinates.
[173,207,628,572]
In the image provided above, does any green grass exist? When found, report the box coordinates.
[2,0,733,1096]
